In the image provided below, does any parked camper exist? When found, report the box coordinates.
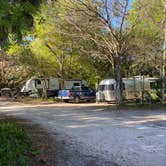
[96,79,116,102]
[64,80,87,89]
[96,76,160,102]
[21,77,59,97]
[21,78,87,98]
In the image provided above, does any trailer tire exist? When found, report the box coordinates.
[63,99,69,103]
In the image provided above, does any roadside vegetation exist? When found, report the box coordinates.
[0,117,57,166]
[0,121,34,166]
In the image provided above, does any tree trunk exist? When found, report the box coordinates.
[42,79,48,98]
[114,56,123,106]
[162,1,166,102]
[60,63,64,89]
[60,52,65,90]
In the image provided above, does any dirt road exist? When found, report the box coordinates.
[0,102,166,166]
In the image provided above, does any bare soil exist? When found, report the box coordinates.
[0,116,116,166]
[2,101,166,166]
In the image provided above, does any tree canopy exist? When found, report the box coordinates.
[0,0,41,48]
[1,0,166,103]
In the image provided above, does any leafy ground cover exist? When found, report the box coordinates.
[0,116,57,166]
[0,121,35,166]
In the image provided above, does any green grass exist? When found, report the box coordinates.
[0,121,34,166]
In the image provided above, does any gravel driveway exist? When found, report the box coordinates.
[1,102,166,166]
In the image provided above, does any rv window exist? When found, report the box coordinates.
[36,80,41,85]
[123,83,125,90]
[156,81,162,89]
[106,85,114,90]
[99,85,105,91]
[74,83,80,86]
[150,82,156,89]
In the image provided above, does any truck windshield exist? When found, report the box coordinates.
[82,87,89,91]
[72,87,80,91]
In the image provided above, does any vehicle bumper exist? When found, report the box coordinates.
[58,96,74,100]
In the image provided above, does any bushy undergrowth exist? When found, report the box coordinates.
[0,121,33,166]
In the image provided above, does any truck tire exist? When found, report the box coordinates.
[74,96,80,103]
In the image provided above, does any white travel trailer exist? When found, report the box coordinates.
[21,77,60,97]
[64,79,87,89]
[96,76,159,102]
[21,77,87,97]
[96,79,116,102]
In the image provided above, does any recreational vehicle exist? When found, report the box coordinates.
[96,76,160,102]
[64,79,87,89]
[21,77,60,97]
[21,78,87,97]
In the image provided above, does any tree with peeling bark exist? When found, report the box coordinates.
[31,2,79,89]
[31,1,110,89]
[60,0,136,105]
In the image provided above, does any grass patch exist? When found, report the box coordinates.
[0,121,35,166]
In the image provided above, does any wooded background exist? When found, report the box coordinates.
[0,0,165,104]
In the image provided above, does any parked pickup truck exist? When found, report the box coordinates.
[58,86,96,103]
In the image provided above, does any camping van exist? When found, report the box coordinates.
[96,76,160,102]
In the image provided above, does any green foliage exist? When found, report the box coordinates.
[0,121,33,166]
[0,47,32,89]
[130,0,163,40]
[128,0,164,77]
[27,1,107,86]
[0,0,41,48]
[5,0,165,90]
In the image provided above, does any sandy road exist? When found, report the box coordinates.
[1,102,166,166]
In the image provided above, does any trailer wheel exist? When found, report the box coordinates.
[74,96,80,103]
[63,99,69,103]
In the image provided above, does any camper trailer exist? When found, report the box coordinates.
[64,79,87,89]
[96,76,160,102]
[21,78,87,97]
[21,77,60,97]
